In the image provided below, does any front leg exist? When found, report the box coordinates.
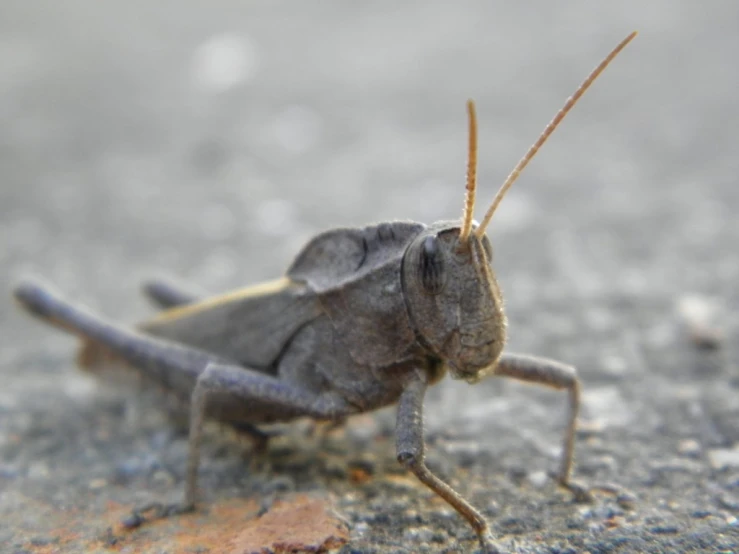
[396,369,499,553]
[493,353,589,500]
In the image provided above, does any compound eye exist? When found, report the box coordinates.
[418,235,446,294]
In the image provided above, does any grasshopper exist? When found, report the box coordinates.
[13,32,636,553]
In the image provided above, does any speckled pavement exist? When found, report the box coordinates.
[1,2,738,553]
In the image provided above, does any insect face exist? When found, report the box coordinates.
[401,223,506,382]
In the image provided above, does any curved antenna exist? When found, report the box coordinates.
[459,99,478,243]
[475,31,637,238]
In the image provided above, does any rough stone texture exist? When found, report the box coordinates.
[1,2,738,553]
[225,495,349,554]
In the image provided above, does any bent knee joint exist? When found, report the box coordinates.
[535,362,579,391]
[397,450,423,469]
[191,365,220,404]
[556,364,579,387]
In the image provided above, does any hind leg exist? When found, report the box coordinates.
[142,277,206,309]
[123,362,353,527]
[14,280,354,525]
[14,279,230,397]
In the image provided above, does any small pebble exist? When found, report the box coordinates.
[678,438,702,457]
[527,470,548,488]
[716,492,739,511]
[617,491,638,510]
[403,526,435,543]
[121,512,146,530]
[604,515,625,529]
[676,294,724,350]
[708,446,739,470]
[88,478,107,489]
[351,521,370,539]
[650,525,680,534]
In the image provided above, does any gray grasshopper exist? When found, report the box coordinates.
[13,32,636,554]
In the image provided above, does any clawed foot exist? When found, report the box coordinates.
[477,533,503,554]
[551,472,636,507]
[554,475,595,503]
[588,481,638,509]
[121,501,195,529]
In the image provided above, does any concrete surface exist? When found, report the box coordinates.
[1,2,738,553]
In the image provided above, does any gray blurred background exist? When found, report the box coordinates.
[1,2,738,553]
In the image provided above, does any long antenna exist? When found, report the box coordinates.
[475,31,637,238]
[459,99,478,242]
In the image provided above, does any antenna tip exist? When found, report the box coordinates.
[623,31,638,45]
